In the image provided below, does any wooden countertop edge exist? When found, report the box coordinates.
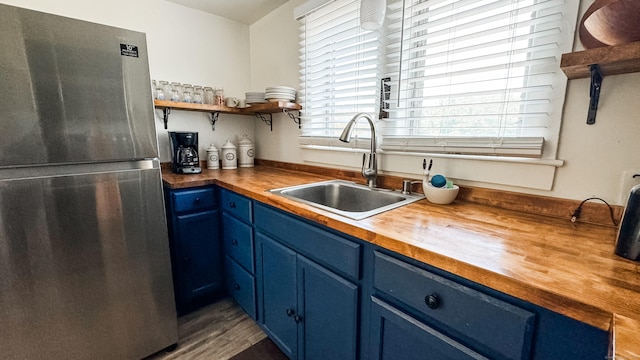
[162,164,639,353]
[612,314,640,360]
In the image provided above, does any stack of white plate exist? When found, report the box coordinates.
[265,86,296,102]
[246,92,266,104]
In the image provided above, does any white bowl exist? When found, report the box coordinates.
[423,181,459,205]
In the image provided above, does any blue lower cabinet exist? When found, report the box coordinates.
[258,233,359,360]
[261,234,298,359]
[164,186,223,315]
[224,255,257,320]
[370,297,487,360]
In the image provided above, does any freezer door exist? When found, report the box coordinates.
[0,4,158,167]
[0,163,178,359]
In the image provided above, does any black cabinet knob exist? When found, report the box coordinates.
[232,239,238,246]
[425,294,440,309]
[230,202,236,208]
[194,197,200,202]
[294,315,303,323]
[233,283,240,290]
[286,308,295,317]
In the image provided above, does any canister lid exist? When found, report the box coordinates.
[239,134,253,145]
[222,139,236,149]
[207,143,218,151]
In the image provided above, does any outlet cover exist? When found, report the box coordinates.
[619,170,640,205]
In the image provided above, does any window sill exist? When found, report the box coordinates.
[299,146,564,190]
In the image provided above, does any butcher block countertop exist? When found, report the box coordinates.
[162,162,640,358]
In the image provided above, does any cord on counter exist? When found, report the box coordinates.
[570,197,617,226]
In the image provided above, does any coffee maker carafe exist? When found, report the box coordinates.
[169,132,202,174]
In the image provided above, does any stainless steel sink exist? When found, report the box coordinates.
[270,180,424,220]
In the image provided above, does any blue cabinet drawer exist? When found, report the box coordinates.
[254,203,360,281]
[225,256,256,320]
[220,189,252,222]
[222,213,254,273]
[370,296,488,360]
[171,187,216,214]
[373,251,535,360]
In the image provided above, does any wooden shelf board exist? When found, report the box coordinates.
[153,99,301,115]
[561,40,640,79]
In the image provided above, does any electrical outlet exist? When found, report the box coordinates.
[619,170,640,205]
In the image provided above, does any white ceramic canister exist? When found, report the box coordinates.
[238,134,255,168]
[206,144,219,169]
[221,139,237,170]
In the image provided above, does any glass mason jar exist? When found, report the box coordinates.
[204,87,215,105]
[156,87,165,100]
[214,88,225,106]
[182,91,192,103]
[159,81,171,101]
[193,86,203,104]
[170,82,182,101]
[182,84,193,102]
[151,80,158,99]
[170,89,180,102]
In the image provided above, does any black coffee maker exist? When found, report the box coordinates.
[169,131,202,174]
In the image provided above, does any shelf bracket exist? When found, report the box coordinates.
[587,64,603,125]
[162,108,171,129]
[284,109,301,129]
[210,112,220,131]
[255,112,273,131]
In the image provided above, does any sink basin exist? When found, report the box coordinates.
[270,180,424,220]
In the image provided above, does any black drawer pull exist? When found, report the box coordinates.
[194,197,200,202]
[294,315,303,323]
[230,202,236,208]
[425,294,440,309]
[286,308,295,317]
[233,283,240,290]
[232,239,238,246]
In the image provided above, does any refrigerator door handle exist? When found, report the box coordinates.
[0,159,161,181]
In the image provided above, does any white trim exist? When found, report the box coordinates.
[299,146,562,190]
[294,0,336,20]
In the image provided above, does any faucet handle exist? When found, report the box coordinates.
[402,179,422,194]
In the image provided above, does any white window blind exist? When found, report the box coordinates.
[298,0,383,146]
[381,0,577,157]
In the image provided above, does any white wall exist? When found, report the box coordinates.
[251,0,640,205]
[249,0,304,163]
[0,0,255,162]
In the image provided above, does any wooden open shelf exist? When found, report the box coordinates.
[154,99,302,131]
[560,40,640,79]
[153,99,301,114]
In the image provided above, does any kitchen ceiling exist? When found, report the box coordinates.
[165,0,289,25]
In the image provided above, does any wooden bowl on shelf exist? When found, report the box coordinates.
[580,0,640,49]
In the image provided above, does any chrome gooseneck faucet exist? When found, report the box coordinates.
[339,113,377,188]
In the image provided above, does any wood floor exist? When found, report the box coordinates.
[145,297,267,360]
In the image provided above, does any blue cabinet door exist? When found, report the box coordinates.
[259,233,298,359]
[174,209,222,312]
[298,256,358,360]
[370,297,488,360]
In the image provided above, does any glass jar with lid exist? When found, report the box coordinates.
[181,84,193,102]
[170,89,180,102]
[193,86,203,104]
[159,81,171,101]
[214,88,225,106]
[204,87,215,105]
[170,82,182,101]
[156,86,165,100]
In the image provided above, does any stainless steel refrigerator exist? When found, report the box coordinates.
[0,4,178,359]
